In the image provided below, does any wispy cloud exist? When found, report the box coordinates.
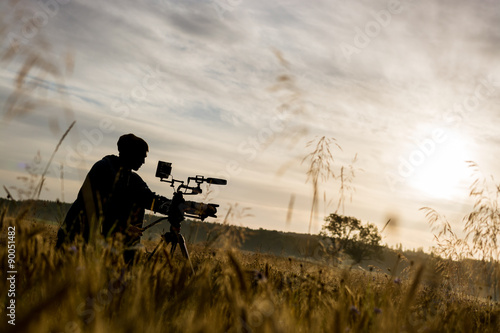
[1,0,499,249]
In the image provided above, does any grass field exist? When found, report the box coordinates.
[1,213,499,333]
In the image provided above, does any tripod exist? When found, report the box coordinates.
[162,226,190,259]
[146,220,194,273]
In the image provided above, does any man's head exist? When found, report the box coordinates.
[117,134,149,171]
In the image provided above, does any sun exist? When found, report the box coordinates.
[408,131,472,200]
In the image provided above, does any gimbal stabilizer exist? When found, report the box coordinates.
[145,161,227,266]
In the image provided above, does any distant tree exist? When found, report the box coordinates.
[321,213,382,263]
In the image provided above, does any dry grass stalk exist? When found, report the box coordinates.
[1,2,75,130]
[422,161,500,300]
[335,154,362,215]
[302,136,340,234]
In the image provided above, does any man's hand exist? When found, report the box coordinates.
[153,195,171,215]
[168,191,185,227]
[200,203,218,220]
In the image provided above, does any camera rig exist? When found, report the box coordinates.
[155,161,226,194]
[144,161,227,266]
[153,161,226,219]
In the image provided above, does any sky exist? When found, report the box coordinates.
[1,0,500,251]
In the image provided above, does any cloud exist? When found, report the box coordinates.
[1,0,499,250]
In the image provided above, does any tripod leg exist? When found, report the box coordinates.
[147,237,164,261]
[177,234,195,274]
[149,232,173,261]
[162,231,178,256]
[178,234,189,259]
[170,241,177,255]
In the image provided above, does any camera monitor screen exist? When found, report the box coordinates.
[155,161,172,179]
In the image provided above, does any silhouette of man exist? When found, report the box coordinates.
[56,134,165,259]
[57,133,218,262]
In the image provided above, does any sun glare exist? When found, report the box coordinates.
[408,132,472,200]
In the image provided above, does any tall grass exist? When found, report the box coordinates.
[422,161,500,301]
[1,216,499,333]
[1,1,74,129]
[302,136,340,235]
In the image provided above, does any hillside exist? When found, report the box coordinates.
[0,197,330,257]
[2,198,499,300]
[0,198,433,273]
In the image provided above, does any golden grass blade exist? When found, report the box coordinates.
[32,120,75,199]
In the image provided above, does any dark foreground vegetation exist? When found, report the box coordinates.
[1,199,500,333]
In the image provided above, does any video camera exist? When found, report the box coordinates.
[155,161,227,196]
[146,161,227,264]
[150,161,227,223]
